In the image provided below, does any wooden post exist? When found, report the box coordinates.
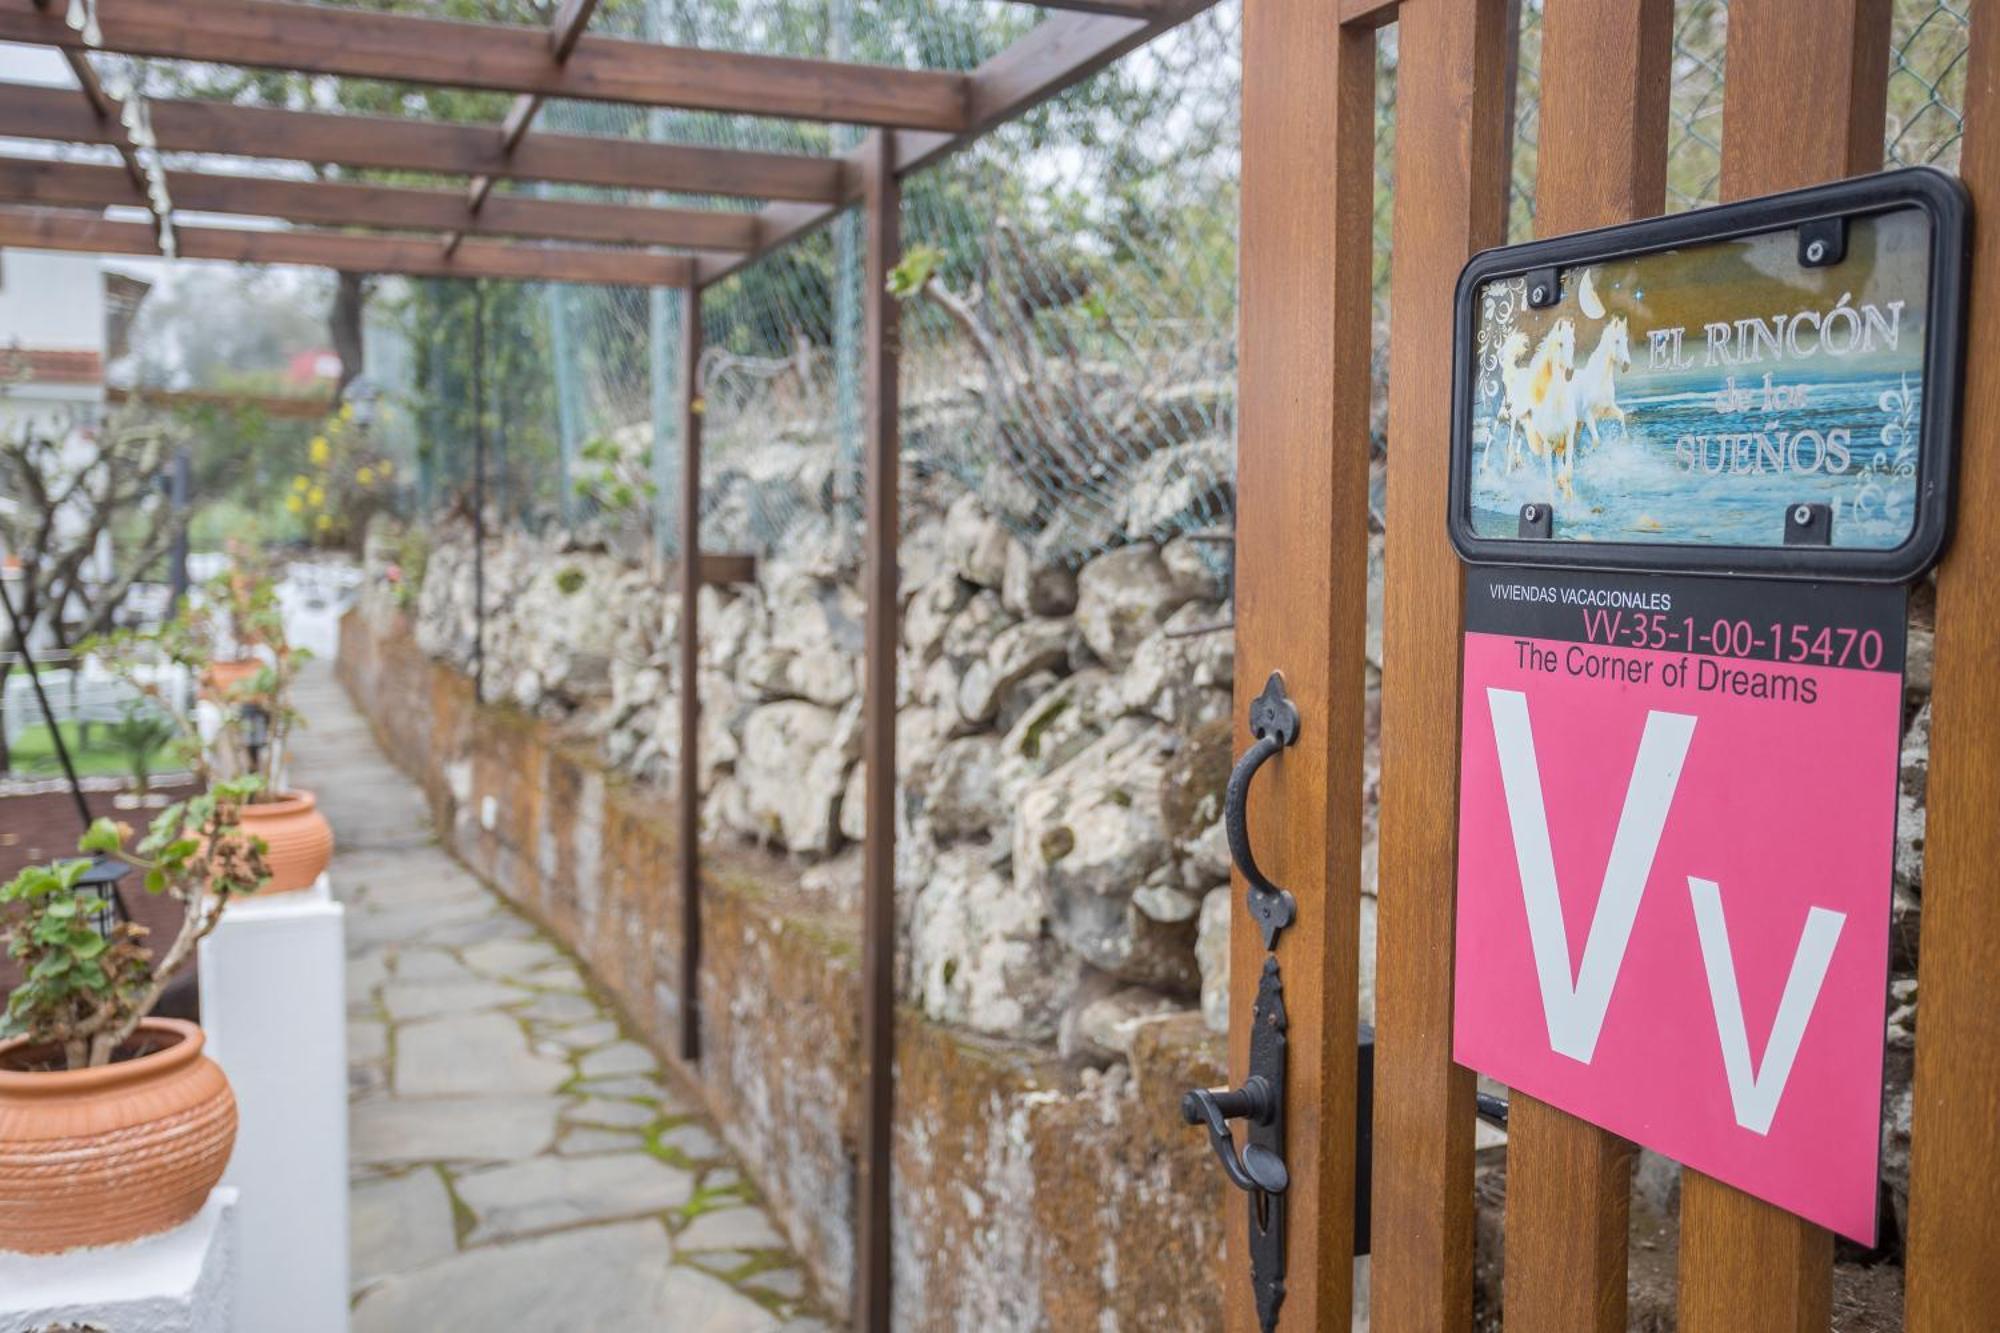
[1499,3,1671,1329]
[855,127,899,1333]
[1907,5,2000,1321]
[1371,0,1512,1327]
[1230,1,1374,1327]
[470,279,486,706]
[676,286,703,1064]
[1675,2,1889,1328]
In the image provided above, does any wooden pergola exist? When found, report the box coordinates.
[0,2,1217,1327]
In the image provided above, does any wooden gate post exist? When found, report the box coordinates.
[1906,5,2000,1322]
[676,286,703,1064]
[1671,3,1890,1328]
[1371,0,1512,1326]
[855,127,900,1333]
[1499,3,1672,1329]
[1232,0,1375,1325]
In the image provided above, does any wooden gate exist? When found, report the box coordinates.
[1229,0,2000,1326]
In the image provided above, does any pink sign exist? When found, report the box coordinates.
[1452,569,1905,1241]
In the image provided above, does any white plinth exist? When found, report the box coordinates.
[0,1187,239,1333]
[198,874,349,1333]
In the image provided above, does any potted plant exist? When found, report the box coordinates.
[107,701,177,808]
[0,778,269,1253]
[87,566,335,894]
[206,568,333,894]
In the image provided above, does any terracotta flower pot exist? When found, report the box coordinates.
[201,657,261,700]
[0,1019,237,1254]
[238,789,335,894]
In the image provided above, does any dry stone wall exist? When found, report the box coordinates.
[396,490,1361,1063]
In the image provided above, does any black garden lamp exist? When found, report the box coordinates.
[75,853,132,940]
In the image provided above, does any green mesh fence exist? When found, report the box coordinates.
[394,0,1975,567]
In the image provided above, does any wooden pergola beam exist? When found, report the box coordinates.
[695,2,1218,286]
[106,386,335,419]
[0,0,972,132]
[42,41,152,210]
[548,0,601,62]
[0,207,695,286]
[457,0,604,253]
[0,156,758,251]
[997,0,1164,14]
[0,82,846,205]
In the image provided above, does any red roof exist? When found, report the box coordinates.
[286,349,343,385]
[0,347,103,387]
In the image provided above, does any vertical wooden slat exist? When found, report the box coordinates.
[1905,5,2000,1323]
[1231,1,1374,1327]
[676,287,703,1065]
[1716,0,1893,201]
[1500,3,1672,1329]
[1677,3,1889,1328]
[855,127,900,1333]
[471,280,487,707]
[1371,0,1513,1327]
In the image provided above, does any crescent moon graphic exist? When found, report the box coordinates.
[1577,267,1606,320]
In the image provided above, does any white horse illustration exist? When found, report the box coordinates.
[1571,315,1631,449]
[1488,328,1534,473]
[1515,318,1578,498]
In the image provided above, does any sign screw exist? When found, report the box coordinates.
[1523,505,1539,522]
[1530,285,1548,304]
[1793,504,1814,525]
[1804,239,1828,264]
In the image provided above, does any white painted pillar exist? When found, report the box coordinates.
[198,877,348,1333]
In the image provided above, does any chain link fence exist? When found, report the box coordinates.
[398,0,1975,567]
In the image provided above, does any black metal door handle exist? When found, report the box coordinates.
[1227,672,1301,950]
[1182,1079,1290,1194]
[1180,955,1290,1331]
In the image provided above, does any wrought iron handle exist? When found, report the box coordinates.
[1182,1078,1290,1195]
[1227,672,1301,950]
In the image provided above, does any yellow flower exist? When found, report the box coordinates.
[285,494,304,514]
[307,485,325,507]
[315,513,333,532]
[356,466,375,487]
[309,436,330,465]
[339,402,355,422]
[291,475,310,493]
[378,459,394,476]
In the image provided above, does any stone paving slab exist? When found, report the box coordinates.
[354,1220,778,1333]
[456,1152,697,1244]
[351,1169,457,1289]
[351,1096,566,1167]
[290,665,835,1329]
[393,1012,572,1097]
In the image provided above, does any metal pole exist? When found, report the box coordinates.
[675,286,702,1063]
[547,280,581,525]
[855,127,900,1333]
[647,0,675,565]
[167,447,190,613]
[0,577,92,828]
[471,279,487,706]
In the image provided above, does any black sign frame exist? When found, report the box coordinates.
[1447,167,1970,583]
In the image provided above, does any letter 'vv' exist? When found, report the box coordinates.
[1487,689,1697,1063]
[1688,878,1845,1135]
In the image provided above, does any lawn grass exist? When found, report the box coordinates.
[5,720,141,779]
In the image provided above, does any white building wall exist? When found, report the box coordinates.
[0,248,107,351]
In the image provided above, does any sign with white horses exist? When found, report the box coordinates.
[1448,168,1968,583]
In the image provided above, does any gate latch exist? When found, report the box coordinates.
[1181,956,1289,1332]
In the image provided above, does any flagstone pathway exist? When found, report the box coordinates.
[291,664,834,1332]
